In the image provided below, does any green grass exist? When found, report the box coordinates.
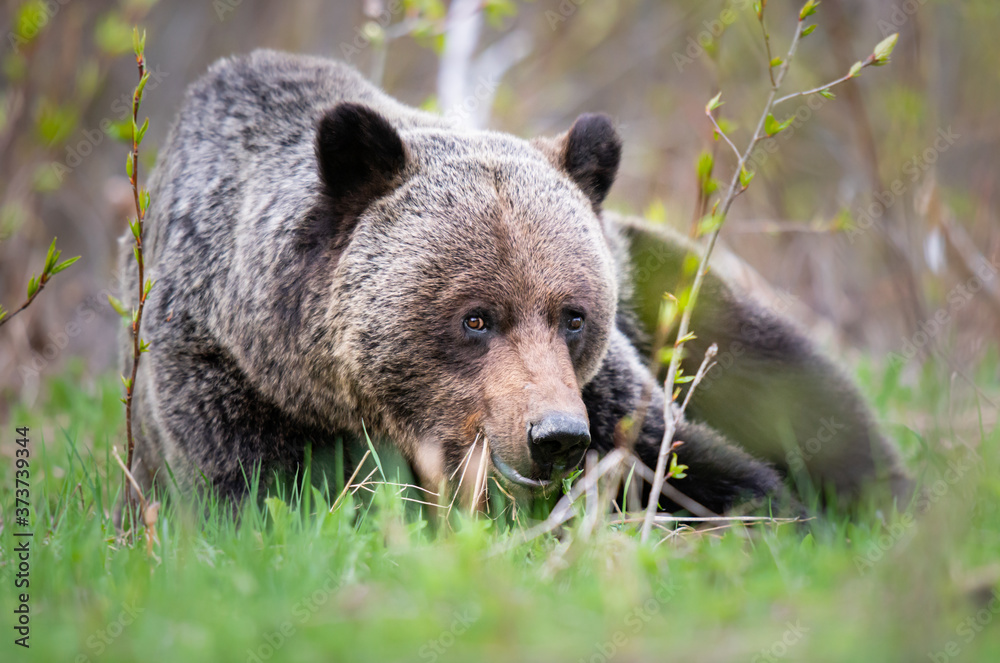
[2,357,999,663]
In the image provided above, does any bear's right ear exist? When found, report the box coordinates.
[315,102,408,224]
[531,113,621,209]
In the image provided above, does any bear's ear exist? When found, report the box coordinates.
[533,113,621,208]
[315,102,408,222]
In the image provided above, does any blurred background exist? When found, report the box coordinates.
[1,0,997,428]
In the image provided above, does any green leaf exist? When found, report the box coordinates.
[764,113,781,136]
[126,152,134,179]
[698,214,722,236]
[139,339,151,353]
[668,453,688,480]
[802,24,817,37]
[143,278,155,297]
[135,117,149,145]
[14,1,49,45]
[644,199,667,225]
[43,238,59,273]
[705,91,723,113]
[34,99,78,146]
[770,57,783,67]
[108,119,133,144]
[819,88,835,100]
[50,256,80,274]
[739,167,755,189]
[140,189,151,214]
[0,305,6,322]
[848,60,863,78]
[696,151,713,185]
[132,26,145,58]
[121,374,132,391]
[95,13,134,56]
[873,33,898,63]
[135,71,150,103]
[483,0,517,28]
[799,0,819,21]
[32,162,64,193]
[108,295,130,319]
[765,114,794,136]
[26,275,39,298]
[657,296,678,337]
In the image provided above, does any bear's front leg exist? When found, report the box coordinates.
[140,325,329,503]
[583,328,786,515]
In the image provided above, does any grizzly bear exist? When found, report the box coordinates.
[119,50,908,515]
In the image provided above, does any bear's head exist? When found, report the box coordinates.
[311,103,621,495]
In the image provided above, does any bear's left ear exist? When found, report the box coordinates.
[532,113,622,208]
[314,102,408,226]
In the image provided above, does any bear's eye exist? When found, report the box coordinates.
[464,315,488,333]
[566,313,585,333]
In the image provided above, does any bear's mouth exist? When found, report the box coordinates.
[489,448,552,489]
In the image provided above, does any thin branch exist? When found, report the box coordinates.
[706,111,742,164]
[624,452,715,518]
[758,10,776,87]
[470,439,490,515]
[330,449,372,512]
[0,278,46,329]
[679,343,718,415]
[122,32,152,533]
[773,54,876,106]
[112,446,159,558]
[615,515,804,525]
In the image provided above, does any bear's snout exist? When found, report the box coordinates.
[528,413,590,472]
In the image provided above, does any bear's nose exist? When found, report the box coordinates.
[528,413,591,472]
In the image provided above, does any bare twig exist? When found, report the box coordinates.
[615,515,804,525]
[773,54,884,107]
[679,343,719,414]
[330,448,373,512]
[757,4,777,88]
[625,452,716,518]
[0,281,45,329]
[112,446,159,558]
[706,110,742,164]
[470,439,490,515]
